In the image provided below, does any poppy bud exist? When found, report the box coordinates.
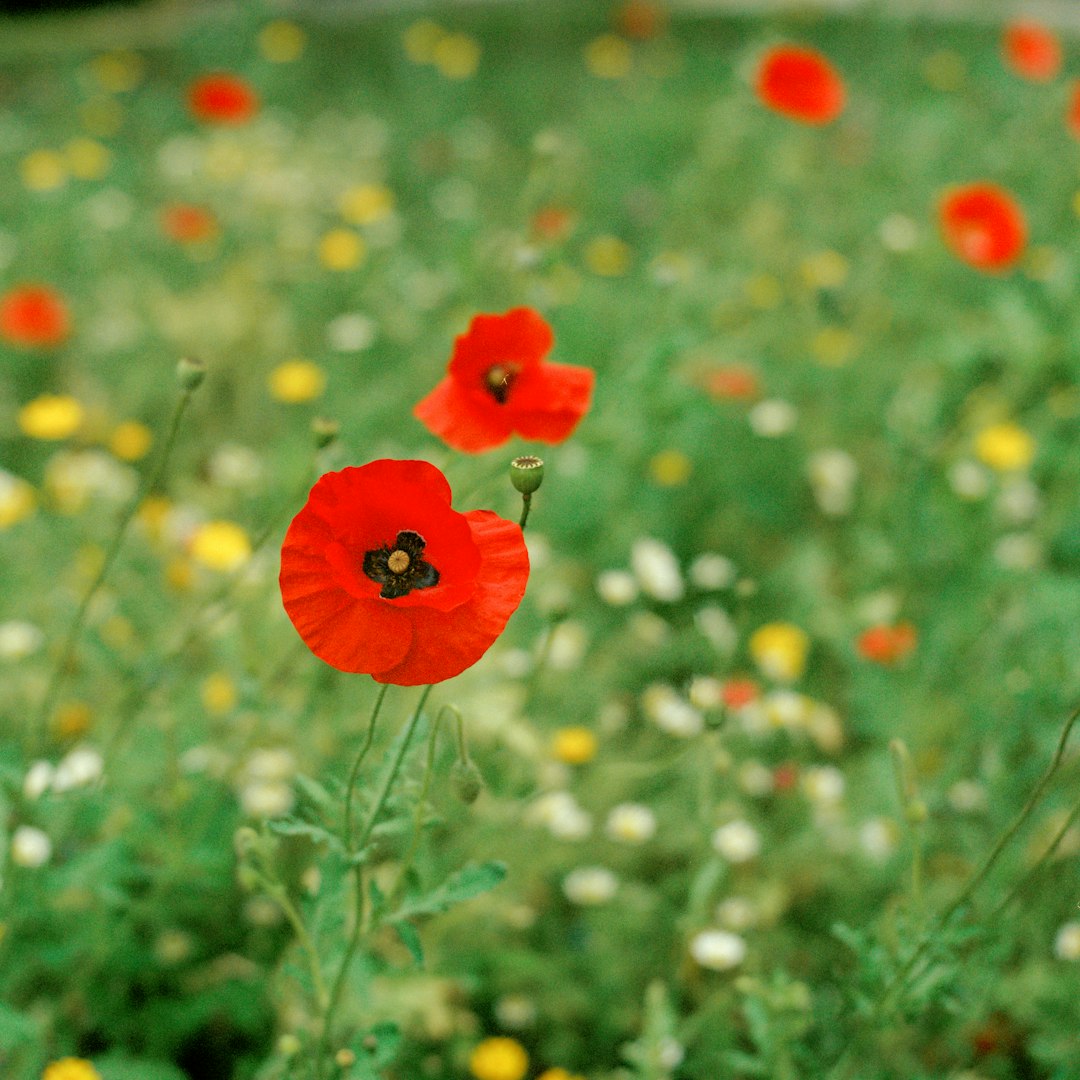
[176,356,206,391]
[510,455,545,495]
[311,416,339,449]
[450,757,484,803]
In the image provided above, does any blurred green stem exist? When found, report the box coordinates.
[317,683,432,1077]
[830,701,1080,1078]
[519,492,532,529]
[343,683,390,851]
[31,381,197,746]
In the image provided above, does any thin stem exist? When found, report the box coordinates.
[990,788,1080,920]
[393,704,453,903]
[519,492,532,530]
[453,707,468,762]
[318,683,433,1074]
[262,879,330,1011]
[876,701,1080,1015]
[343,683,389,851]
[32,384,196,740]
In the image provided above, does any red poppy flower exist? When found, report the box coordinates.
[279,459,529,685]
[0,284,70,348]
[938,183,1027,272]
[615,0,668,41]
[414,307,594,453]
[755,45,845,125]
[1002,21,1061,82]
[187,73,259,124]
[160,203,218,243]
[856,622,917,665]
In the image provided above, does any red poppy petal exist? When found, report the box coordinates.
[280,540,414,674]
[0,285,70,348]
[414,377,515,453]
[448,307,554,383]
[1003,21,1061,82]
[1068,82,1080,139]
[756,45,845,125]
[939,183,1026,272]
[373,510,529,685]
[188,73,259,124]
[510,363,595,442]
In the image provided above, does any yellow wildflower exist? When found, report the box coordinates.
[585,34,632,79]
[269,359,327,403]
[975,422,1034,472]
[318,229,365,271]
[434,34,481,79]
[749,623,810,683]
[469,1038,529,1080]
[339,183,395,225]
[585,235,631,276]
[21,150,67,192]
[258,20,305,63]
[649,449,692,486]
[190,521,252,572]
[109,420,153,461]
[552,726,598,765]
[18,395,84,440]
[202,673,238,715]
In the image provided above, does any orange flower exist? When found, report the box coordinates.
[721,677,759,709]
[160,203,218,243]
[1002,21,1061,82]
[0,284,70,348]
[755,45,845,125]
[531,206,576,242]
[938,183,1026,272]
[615,0,668,41]
[705,365,760,401]
[856,622,917,665]
[187,72,259,124]
[1068,82,1080,140]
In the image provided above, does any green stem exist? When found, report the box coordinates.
[262,879,330,1012]
[318,683,433,1074]
[344,683,390,851]
[877,702,1080,1015]
[32,384,196,742]
[519,492,532,530]
[393,703,453,903]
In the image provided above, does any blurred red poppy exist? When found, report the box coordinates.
[939,183,1026,272]
[187,73,259,124]
[615,0,668,41]
[706,365,760,401]
[1002,21,1061,82]
[280,459,529,685]
[414,307,594,453]
[755,45,845,125]
[0,284,70,348]
[856,622,917,665]
[721,677,759,709]
[160,204,218,243]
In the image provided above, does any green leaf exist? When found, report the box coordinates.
[389,860,506,922]
[392,920,424,966]
[266,817,344,852]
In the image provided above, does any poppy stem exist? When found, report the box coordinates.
[29,373,199,749]
[319,683,433,1074]
[343,682,390,851]
[519,492,532,529]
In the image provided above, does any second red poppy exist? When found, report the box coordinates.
[414,307,594,453]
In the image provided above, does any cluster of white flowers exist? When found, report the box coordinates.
[23,745,104,799]
[631,537,684,602]
[689,928,747,971]
[808,448,858,517]
[562,866,618,905]
[237,748,296,818]
[605,803,657,844]
[712,820,761,863]
[525,791,592,840]
[0,620,44,661]
[641,684,704,738]
[10,825,52,868]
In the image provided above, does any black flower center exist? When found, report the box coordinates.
[484,363,519,404]
[362,530,440,599]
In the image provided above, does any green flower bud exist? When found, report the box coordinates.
[311,416,339,449]
[510,455,545,495]
[450,758,483,804]
[176,356,206,391]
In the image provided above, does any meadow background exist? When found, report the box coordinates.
[2,1,1080,1078]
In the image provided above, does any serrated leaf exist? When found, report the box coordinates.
[389,860,506,922]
